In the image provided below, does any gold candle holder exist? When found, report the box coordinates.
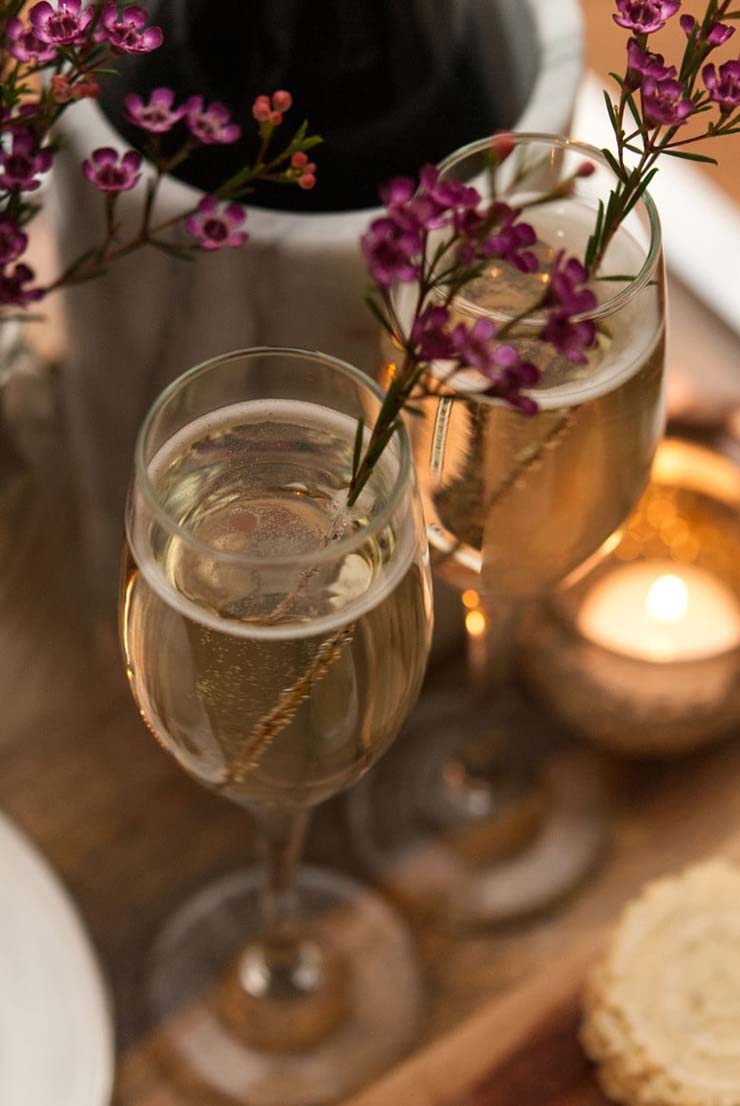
[518,439,740,757]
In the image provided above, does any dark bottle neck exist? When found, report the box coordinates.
[97,0,505,213]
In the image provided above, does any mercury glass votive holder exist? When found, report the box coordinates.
[517,439,740,757]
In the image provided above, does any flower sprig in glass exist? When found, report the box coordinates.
[0,0,321,314]
[353,0,740,503]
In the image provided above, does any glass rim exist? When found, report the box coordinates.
[133,346,412,569]
[436,132,663,325]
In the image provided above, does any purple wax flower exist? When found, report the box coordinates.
[184,98,241,145]
[0,219,28,264]
[411,305,457,360]
[703,59,740,112]
[379,177,416,207]
[29,0,93,46]
[541,253,598,365]
[0,262,44,306]
[361,215,422,288]
[185,197,248,251]
[95,4,163,54]
[82,147,142,192]
[642,75,694,126]
[6,16,58,63]
[481,344,540,413]
[681,14,734,46]
[419,164,480,215]
[124,88,186,133]
[450,317,498,373]
[613,0,681,34]
[0,129,52,192]
[626,39,677,87]
[481,203,538,273]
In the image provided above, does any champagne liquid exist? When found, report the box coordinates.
[412,215,666,598]
[122,401,431,807]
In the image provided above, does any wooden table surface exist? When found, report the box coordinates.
[2,8,740,1106]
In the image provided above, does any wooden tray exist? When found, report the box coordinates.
[347,833,740,1106]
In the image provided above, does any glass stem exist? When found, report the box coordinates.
[253,805,311,955]
[484,599,517,687]
[466,597,517,696]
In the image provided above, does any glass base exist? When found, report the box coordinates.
[148,867,423,1106]
[347,688,609,929]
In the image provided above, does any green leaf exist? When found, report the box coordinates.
[601,146,626,182]
[607,71,626,88]
[593,273,638,282]
[621,167,659,218]
[661,148,718,165]
[603,91,619,134]
[364,294,394,336]
[624,91,642,129]
[297,134,323,151]
[585,198,605,270]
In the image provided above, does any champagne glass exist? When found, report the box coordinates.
[120,347,433,1106]
[350,135,666,927]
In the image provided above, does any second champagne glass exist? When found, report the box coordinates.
[120,347,433,1106]
[351,135,666,927]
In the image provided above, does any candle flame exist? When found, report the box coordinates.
[465,609,487,638]
[462,589,480,610]
[646,573,689,624]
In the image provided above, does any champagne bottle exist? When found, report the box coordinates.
[97,0,503,211]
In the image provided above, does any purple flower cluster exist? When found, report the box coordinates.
[22,0,162,53]
[185,197,248,251]
[6,16,57,63]
[0,129,52,192]
[626,39,677,86]
[409,306,540,414]
[681,13,735,46]
[362,163,537,289]
[616,1,740,127]
[0,220,28,265]
[613,0,680,34]
[183,97,242,145]
[124,88,187,133]
[82,148,142,192]
[29,0,93,46]
[704,59,740,112]
[95,4,163,54]
[642,75,694,124]
[0,263,44,307]
[123,88,242,144]
[624,38,693,126]
[542,254,598,365]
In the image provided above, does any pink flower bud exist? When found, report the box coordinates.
[272,90,292,112]
[51,75,73,103]
[269,110,283,126]
[291,150,309,168]
[576,160,596,178]
[490,131,515,163]
[298,172,316,190]
[252,95,271,122]
[72,78,101,101]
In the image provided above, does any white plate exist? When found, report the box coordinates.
[0,810,114,1106]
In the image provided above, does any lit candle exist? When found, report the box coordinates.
[578,560,740,663]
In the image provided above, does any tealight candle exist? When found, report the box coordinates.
[518,439,740,757]
[577,560,740,663]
